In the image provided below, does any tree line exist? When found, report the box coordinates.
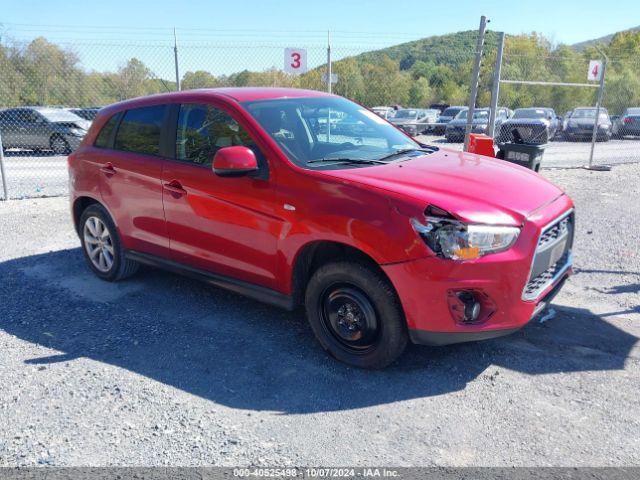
[1,31,639,115]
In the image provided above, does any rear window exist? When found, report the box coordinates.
[94,115,119,149]
[114,105,166,156]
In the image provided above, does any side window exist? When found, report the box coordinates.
[176,104,255,167]
[114,105,166,156]
[94,114,119,149]
[17,110,38,123]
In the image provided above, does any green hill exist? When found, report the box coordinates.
[351,30,501,70]
[572,25,640,51]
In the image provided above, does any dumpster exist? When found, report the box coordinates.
[496,128,548,172]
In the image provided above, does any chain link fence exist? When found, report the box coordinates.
[1,31,640,199]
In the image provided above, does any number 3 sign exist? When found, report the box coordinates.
[284,48,307,75]
[588,60,603,81]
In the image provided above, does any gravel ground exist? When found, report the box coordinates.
[0,164,638,467]
[2,137,640,199]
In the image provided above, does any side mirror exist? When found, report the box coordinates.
[212,146,259,177]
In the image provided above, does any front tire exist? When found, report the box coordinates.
[79,204,139,281]
[50,135,70,155]
[305,261,408,369]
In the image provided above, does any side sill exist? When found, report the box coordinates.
[125,250,295,311]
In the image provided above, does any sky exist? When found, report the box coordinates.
[1,0,638,78]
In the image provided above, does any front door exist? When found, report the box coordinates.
[162,103,280,290]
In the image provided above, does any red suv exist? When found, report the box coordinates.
[68,88,574,368]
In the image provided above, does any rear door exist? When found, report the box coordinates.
[0,110,20,147]
[161,102,280,289]
[13,109,41,149]
[95,105,170,257]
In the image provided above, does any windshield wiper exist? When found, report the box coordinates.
[375,147,435,162]
[307,157,387,165]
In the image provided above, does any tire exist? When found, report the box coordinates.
[305,261,408,369]
[50,134,70,155]
[79,204,139,281]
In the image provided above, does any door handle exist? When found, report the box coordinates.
[100,163,116,175]
[163,180,187,196]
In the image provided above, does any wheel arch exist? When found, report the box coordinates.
[290,240,399,307]
[72,196,103,235]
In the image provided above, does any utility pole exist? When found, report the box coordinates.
[464,15,488,151]
[487,32,505,138]
[174,28,180,91]
[327,30,332,94]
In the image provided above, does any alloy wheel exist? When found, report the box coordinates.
[83,216,115,272]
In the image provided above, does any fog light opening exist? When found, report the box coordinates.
[447,289,496,325]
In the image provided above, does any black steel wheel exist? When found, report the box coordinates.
[319,284,380,352]
[305,261,408,369]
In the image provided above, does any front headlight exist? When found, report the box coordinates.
[411,208,520,260]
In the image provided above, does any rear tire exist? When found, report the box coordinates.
[79,204,139,281]
[305,261,408,369]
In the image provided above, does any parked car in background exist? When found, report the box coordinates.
[612,107,640,138]
[0,106,90,154]
[445,107,511,142]
[432,106,467,135]
[69,87,574,368]
[390,108,439,136]
[429,103,450,114]
[563,107,612,141]
[67,107,100,122]
[497,107,559,144]
[371,106,396,120]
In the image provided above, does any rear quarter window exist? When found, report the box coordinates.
[94,114,119,149]
[114,105,167,156]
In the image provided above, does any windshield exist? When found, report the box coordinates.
[393,109,418,119]
[38,108,85,123]
[513,108,549,119]
[456,109,489,120]
[572,109,608,119]
[242,97,423,169]
[441,108,462,117]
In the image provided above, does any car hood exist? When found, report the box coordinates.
[503,118,550,126]
[55,120,90,131]
[448,118,487,127]
[390,118,417,125]
[568,118,610,126]
[318,149,564,226]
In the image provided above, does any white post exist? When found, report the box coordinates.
[588,59,607,168]
[487,32,505,139]
[0,130,8,200]
[174,28,180,91]
[327,30,332,94]
[464,15,488,151]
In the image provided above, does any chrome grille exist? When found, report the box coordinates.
[522,210,574,301]
[538,215,571,249]
[523,252,570,299]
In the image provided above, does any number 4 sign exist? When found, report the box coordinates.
[284,48,307,75]
[588,60,603,81]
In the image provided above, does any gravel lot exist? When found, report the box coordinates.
[0,164,639,467]
[2,137,640,199]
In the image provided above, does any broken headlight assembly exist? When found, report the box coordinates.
[411,205,520,260]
